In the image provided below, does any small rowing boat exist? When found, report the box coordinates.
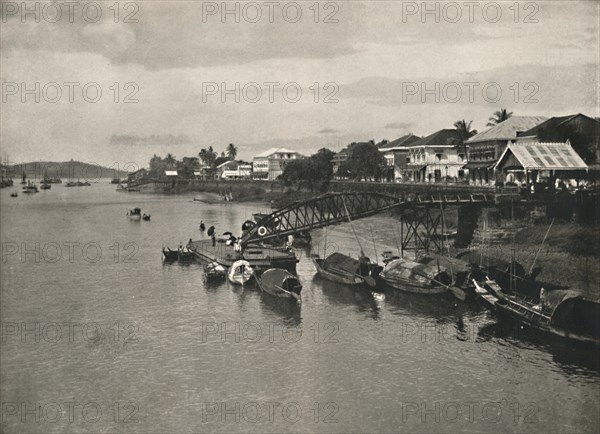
[227,260,254,285]
[204,261,226,280]
[127,208,142,220]
[255,268,302,303]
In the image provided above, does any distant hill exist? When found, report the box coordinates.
[3,161,133,180]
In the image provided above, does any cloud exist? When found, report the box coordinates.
[110,134,192,146]
[385,122,413,129]
[317,128,339,134]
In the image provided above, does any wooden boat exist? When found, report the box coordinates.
[379,256,453,294]
[311,252,376,287]
[162,247,195,263]
[40,182,51,190]
[474,280,600,345]
[142,213,151,221]
[127,208,142,220]
[255,268,302,302]
[22,184,38,193]
[10,192,18,197]
[227,260,254,285]
[204,261,226,280]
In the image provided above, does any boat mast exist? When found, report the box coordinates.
[529,217,554,276]
[341,196,365,257]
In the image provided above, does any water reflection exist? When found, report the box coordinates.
[312,276,381,320]
[258,293,302,326]
[478,320,600,373]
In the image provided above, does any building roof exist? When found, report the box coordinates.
[411,129,462,147]
[379,134,422,150]
[217,160,237,169]
[467,116,547,143]
[254,148,302,159]
[165,170,178,176]
[516,113,600,139]
[494,141,588,171]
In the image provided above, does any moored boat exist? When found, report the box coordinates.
[162,247,195,263]
[311,252,376,287]
[40,182,51,190]
[227,260,254,285]
[379,256,453,294]
[142,213,151,221]
[204,261,226,280]
[10,191,18,197]
[474,281,600,345]
[255,268,302,302]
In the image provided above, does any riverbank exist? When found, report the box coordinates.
[313,214,600,299]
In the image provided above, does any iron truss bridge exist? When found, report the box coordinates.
[240,192,492,245]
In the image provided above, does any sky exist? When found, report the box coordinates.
[1,0,598,168]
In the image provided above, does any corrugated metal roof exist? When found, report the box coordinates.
[165,170,178,176]
[467,116,547,143]
[495,142,588,171]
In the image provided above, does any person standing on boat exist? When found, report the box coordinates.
[211,233,216,247]
[200,221,205,232]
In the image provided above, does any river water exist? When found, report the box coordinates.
[1,182,599,433]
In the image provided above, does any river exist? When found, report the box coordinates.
[1,182,598,433]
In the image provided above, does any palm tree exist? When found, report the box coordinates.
[454,119,478,142]
[487,109,513,126]
[226,143,237,160]
[453,119,478,157]
[165,153,177,169]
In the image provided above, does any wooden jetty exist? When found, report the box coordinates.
[189,239,298,272]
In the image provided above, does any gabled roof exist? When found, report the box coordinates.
[467,116,547,143]
[379,134,422,150]
[254,148,302,158]
[494,141,587,171]
[516,113,600,138]
[411,129,461,147]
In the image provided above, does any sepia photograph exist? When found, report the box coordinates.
[1,1,599,433]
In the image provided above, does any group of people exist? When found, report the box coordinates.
[199,219,242,251]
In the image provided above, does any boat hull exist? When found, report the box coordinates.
[227,260,254,285]
[256,268,302,302]
[312,257,364,286]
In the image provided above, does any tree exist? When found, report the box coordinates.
[280,148,336,192]
[165,153,177,169]
[178,157,200,178]
[487,109,513,126]
[226,143,238,160]
[452,119,478,157]
[198,147,217,167]
[338,142,386,181]
[149,154,165,178]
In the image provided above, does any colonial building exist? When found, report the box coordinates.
[493,141,587,190]
[217,160,252,179]
[405,129,466,182]
[465,116,547,185]
[378,134,422,182]
[252,148,305,181]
